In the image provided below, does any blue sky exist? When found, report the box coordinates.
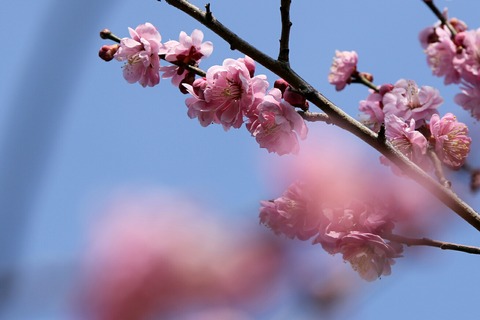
[1,0,480,319]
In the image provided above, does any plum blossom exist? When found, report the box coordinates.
[184,57,268,130]
[383,79,443,126]
[339,232,402,282]
[161,29,213,87]
[114,22,163,87]
[259,181,321,241]
[429,113,471,169]
[385,114,428,165]
[183,77,218,127]
[454,29,480,84]
[311,200,401,281]
[455,81,480,120]
[247,89,308,155]
[328,50,358,91]
[425,28,461,85]
[358,84,394,132]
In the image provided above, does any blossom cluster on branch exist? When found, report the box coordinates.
[98,0,480,283]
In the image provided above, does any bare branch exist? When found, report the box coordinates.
[278,0,292,63]
[428,149,451,188]
[299,111,331,124]
[384,233,480,255]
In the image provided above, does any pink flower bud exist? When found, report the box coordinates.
[98,44,119,62]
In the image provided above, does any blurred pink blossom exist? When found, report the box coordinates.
[114,22,163,87]
[454,29,480,84]
[338,232,402,282]
[455,81,480,120]
[260,181,321,240]
[425,28,461,85]
[78,192,284,319]
[328,50,358,91]
[429,113,471,169]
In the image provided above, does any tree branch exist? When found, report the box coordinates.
[278,0,292,63]
[299,111,332,124]
[163,0,480,232]
[422,0,457,37]
[384,233,480,255]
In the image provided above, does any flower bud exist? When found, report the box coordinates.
[98,44,119,62]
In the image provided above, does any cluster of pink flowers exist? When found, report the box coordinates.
[328,50,359,91]
[420,13,480,119]
[184,57,308,155]
[357,78,471,171]
[103,23,309,155]
[260,181,402,281]
[112,23,212,88]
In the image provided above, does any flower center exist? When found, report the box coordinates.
[405,80,422,109]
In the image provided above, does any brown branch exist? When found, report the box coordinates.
[384,233,480,255]
[278,0,292,63]
[163,0,480,232]
[428,149,451,188]
[299,111,331,124]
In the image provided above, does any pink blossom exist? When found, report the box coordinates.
[183,77,218,127]
[383,79,443,126]
[384,114,428,165]
[247,89,308,155]
[197,57,269,130]
[339,232,402,282]
[314,200,395,255]
[454,29,480,84]
[114,23,163,87]
[455,81,480,120]
[259,181,321,241]
[429,113,471,169]
[160,29,213,86]
[425,28,461,84]
[328,50,358,91]
[359,91,384,132]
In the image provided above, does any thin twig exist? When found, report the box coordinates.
[351,72,379,92]
[278,0,292,63]
[422,0,457,37]
[163,0,480,232]
[384,233,480,255]
[428,149,451,188]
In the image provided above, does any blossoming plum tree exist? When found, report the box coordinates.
[98,0,480,282]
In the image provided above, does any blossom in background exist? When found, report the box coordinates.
[260,181,321,240]
[455,81,480,120]
[338,232,402,282]
[114,22,163,87]
[385,114,428,167]
[328,50,358,91]
[429,113,471,169]
[454,29,480,84]
[247,89,308,155]
[78,192,284,320]
[161,29,213,87]
[424,27,461,85]
[383,79,443,126]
